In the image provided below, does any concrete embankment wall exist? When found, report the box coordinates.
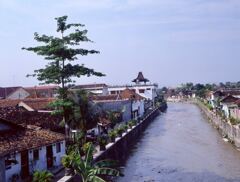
[195,101,240,148]
[94,107,163,163]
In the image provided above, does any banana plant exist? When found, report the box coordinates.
[72,143,123,182]
[33,170,53,182]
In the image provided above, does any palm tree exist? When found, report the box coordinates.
[33,170,53,182]
[67,143,122,182]
[69,90,101,135]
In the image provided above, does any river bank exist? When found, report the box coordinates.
[194,100,240,149]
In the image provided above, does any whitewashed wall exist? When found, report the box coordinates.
[108,84,158,101]
[52,141,66,166]
[132,100,145,119]
[5,153,21,182]
[222,104,230,118]
[29,147,47,173]
[4,141,65,182]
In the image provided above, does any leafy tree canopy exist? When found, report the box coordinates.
[23,16,105,138]
[23,15,105,86]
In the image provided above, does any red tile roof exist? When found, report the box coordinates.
[235,99,240,106]
[0,98,55,111]
[25,85,59,90]
[72,84,107,89]
[25,85,59,98]
[91,95,121,101]
[91,89,144,101]
[0,118,65,157]
[0,107,64,133]
[20,98,56,110]
[221,95,239,103]
[0,99,21,107]
[120,88,144,100]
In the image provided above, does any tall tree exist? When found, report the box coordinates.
[23,16,105,138]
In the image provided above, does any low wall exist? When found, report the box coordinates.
[93,107,161,162]
[195,101,240,148]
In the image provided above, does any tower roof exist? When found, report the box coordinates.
[132,72,149,83]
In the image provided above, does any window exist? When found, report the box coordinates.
[110,91,116,95]
[56,143,61,153]
[33,149,39,161]
[5,158,12,170]
[147,88,151,90]
[5,154,17,170]
[139,89,145,93]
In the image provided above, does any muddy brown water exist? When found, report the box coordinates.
[117,103,240,182]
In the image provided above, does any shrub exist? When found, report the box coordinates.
[98,135,108,151]
[108,130,117,142]
[116,125,125,137]
[229,117,240,125]
[82,142,94,155]
[33,170,53,182]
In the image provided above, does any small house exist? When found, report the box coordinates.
[0,118,65,182]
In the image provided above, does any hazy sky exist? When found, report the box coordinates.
[0,0,240,87]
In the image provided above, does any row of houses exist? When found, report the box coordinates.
[0,72,159,182]
[0,86,58,100]
[0,99,65,182]
[207,89,240,120]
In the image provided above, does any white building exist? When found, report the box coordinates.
[109,72,157,101]
[72,72,158,102]
[0,118,65,182]
[71,84,109,96]
[108,84,157,101]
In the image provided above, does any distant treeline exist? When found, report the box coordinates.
[158,81,240,98]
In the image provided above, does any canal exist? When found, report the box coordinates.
[117,103,240,182]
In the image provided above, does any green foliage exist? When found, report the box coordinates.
[33,170,53,182]
[122,124,128,131]
[108,130,117,143]
[68,143,122,182]
[23,16,105,137]
[116,125,125,137]
[207,104,213,111]
[106,111,120,128]
[229,117,240,125]
[69,90,100,131]
[82,142,95,155]
[128,120,137,128]
[108,130,117,139]
[98,135,108,147]
[61,152,75,168]
[23,16,104,85]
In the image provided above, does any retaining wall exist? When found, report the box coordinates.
[93,107,161,162]
[195,101,240,148]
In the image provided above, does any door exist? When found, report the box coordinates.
[46,145,53,169]
[21,150,29,179]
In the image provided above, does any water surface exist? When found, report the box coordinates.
[117,103,240,182]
